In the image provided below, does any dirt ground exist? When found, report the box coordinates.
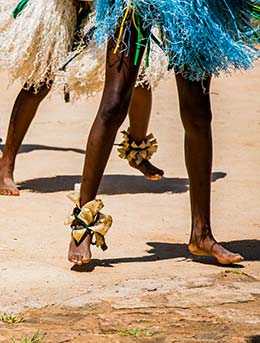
[0,62,259,343]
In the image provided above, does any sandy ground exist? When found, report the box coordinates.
[0,63,259,343]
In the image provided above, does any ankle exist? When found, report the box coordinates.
[190,222,214,245]
[0,156,15,173]
[118,128,158,166]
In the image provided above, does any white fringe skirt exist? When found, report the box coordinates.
[0,0,76,91]
[58,24,170,101]
[0,0,169,99]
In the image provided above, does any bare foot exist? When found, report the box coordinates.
[68,229,92,265]
[129,159,164,180]
[0,159,19,196]
[189,238,244,265]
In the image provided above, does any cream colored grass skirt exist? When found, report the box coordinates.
[58,25,170,101]
[0,0,169,99]
[0,0,76,90]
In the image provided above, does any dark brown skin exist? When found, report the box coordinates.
[128,85,164,180]
[68,229,92,265]
[175,75,243,265]
[69,24,147,264]
[0,84,51,196]
[0,73,162,196]
[68,21,243,265]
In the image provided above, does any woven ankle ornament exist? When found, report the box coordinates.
[65,191,112,251]
[118,129,158,165]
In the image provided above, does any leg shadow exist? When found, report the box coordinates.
[0,143,85,155]
[71,239,259,272]
[19,171,226,194]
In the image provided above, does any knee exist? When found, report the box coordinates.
[182,108,212,133]
[99,91,130,128]
[180,97,212,136]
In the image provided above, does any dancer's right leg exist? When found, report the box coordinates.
[0,84,51,195]
[68,24,146,264]
[175,74,243,264]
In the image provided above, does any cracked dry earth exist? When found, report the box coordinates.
[1,271,260,343]
[0,62,260,343]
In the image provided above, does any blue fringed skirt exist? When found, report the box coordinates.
[94,0,260,80]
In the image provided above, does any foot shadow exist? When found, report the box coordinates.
[71,239,259,272]
[71,242,189,272]
[19,172,226,194]
[19,175,82,193]
[247,336,260,343]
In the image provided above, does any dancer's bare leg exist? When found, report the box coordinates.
[128,85,164,180]
[68,24,146,264]
[0,84,51,195]
[0,138,3,159]
[175,74,243,264]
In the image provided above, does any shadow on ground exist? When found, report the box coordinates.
[19,172,226,194]
[71,239,260,272]
[247,336,260,343]
[0,143,85,155]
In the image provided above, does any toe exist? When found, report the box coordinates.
[145,174,163,181]
[234,254,244,263]
[68,253,78,263]
[0,188,20,196]
[82,257,91,264]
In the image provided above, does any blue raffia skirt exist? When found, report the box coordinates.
[94,0,260,80]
